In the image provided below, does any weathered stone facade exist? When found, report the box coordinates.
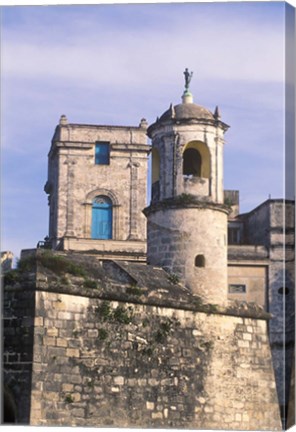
[145,203,228,305]
[3,251,281,429]
[44,117,150,259]
[1,251,14,273]
[226,198,295,421]
[145,92,230,306]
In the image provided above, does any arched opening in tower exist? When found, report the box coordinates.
[183,148,202,176]
[3,389,17,424]
[151,148,160,202]
[182,141,210,179]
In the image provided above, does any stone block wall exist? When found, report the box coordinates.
[3,285,281,430]
[146,203,228,305]
[244,201,270,246]
[227,264,267,307]
[3,287,36,423]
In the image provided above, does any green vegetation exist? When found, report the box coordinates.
[83,279,98,289]
[95,301,133,325]
[167,273,180,285]
[224,197,234,207]
[153,317,179,343]
[113,305,133,324]
[3,270,20,285]
[16,251,87,277]
[177,193,197,204]
[140,317,181,356]
[17,255,36,272]
[60,276,69,286]
[192,296,204,308]
[38,252,86,276]
[64,394,74,404]
[205,304,219,314]
[126,285,142,296]
[141,346,154,356]
[142,318,149,328]
[96,301,112,321]
[98,328,108,340]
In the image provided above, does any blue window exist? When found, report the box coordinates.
[91,196,112,239]
[95,142,110,165]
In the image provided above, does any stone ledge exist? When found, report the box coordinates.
[3,250,271,321]
[143,195,230,216]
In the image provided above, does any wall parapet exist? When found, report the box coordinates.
[4,250,271,321]
[228,245,269,260]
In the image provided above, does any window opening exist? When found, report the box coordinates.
[228,227,241,245]
[95,142,110,165]
[195,254,205,267]
[228,284,246,294]
[183,148,201,176]
[278,287,289,295]
[91,195,112,239]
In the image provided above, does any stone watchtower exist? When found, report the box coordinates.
[44,117,150,259]
[144,70,230,305]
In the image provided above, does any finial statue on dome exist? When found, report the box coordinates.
[184,68,193,92]
[182,68,194,104]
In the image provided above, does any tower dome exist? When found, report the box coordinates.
[144,69,230,305]
[158,102,215,122]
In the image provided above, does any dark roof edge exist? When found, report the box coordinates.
[238,198,295,219]
[61,123,146,130]
[4,283,271,321]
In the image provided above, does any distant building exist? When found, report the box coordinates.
[1,251,14,273]
[226,194,295,419]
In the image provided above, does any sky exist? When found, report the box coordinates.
[1,1,294,260]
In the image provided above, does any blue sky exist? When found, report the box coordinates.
[0,2,293,259]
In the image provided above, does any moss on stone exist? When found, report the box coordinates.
[3,270,20,286]
[126,285,143,296]
[83,279,98,289]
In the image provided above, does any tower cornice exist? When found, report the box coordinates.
[143,195,231,217]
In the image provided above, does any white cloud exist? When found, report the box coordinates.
[2,4,285,89]
[0,3,290,255]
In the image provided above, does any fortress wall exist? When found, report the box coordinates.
[3,288,35,423]
[4,287,281,430]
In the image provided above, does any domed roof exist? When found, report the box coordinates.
[159,102,214,122]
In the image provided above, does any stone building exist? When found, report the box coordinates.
[145,88,229,306]
[226,194,295,422]
[3,72,293,429]
[1,251,14,273]
[44,117,150,260]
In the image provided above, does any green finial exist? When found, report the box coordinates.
[184,68,193,92]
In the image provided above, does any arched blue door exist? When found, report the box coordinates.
[91,196,113,239]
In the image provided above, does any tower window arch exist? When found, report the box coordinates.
[195,254,205,267]
[151,148,160,202]
[3,388,17,424]
[91,195,113,239]
[278,286,289,295]
[183,148,202,176]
